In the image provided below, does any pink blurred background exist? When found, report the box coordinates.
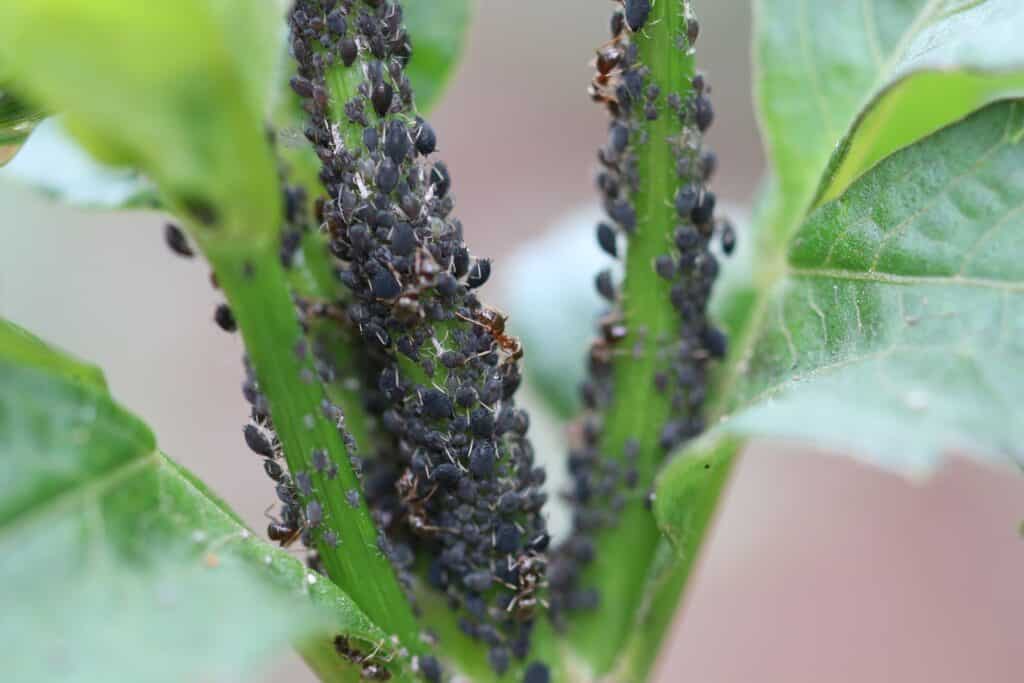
[1,1,1021,681]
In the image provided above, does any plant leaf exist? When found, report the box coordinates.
[0,87,42,137]
[0,0,283,238]
[756,0,1024,238]
[702,101,1024,475]
[0,89,45,166]
[4,1,472,213]
[0,118,158,208]
[403,0,472,113]
[0,318,384,682]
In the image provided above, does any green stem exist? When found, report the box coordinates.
[205,241,420,652]
[571,0,698,673]
[611,437,739,681]
[292,232,376,454]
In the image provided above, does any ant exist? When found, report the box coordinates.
[396,469,453,537]
[504,552,549,622]
[333,636,394,681]
[264,504,306,548]
[456,306,523,362]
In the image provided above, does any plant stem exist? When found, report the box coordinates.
[206,241,420,651]
[612,437,739,681]
[571,0,698,673]
[293,232,376,454]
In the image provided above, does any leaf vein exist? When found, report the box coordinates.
[797,0,838,141]
[867,134,1008,271]
[0,452,158,541]
[789,265,1024,291]
[957,195,1024,275]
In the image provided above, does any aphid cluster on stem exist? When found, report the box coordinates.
[163,180,349,574]
[289,0,550,676]
[240,353,330,573]
[550,1,734,622]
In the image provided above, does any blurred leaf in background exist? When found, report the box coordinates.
[0,319,383,683]
[0,0,283,237]
[0,89,44,166]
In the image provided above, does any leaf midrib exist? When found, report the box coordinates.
[789,266,1024,291]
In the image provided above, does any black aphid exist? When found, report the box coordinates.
[263,458,284,481]
[675,185,699,218]
[418,655,442,683]
[488,647,511,676]
[163,222,194,258]
[611,10,626,38]
[306,501,323,528]
[214,303,237,332]
[691,191,716,226]
[624,0,651,32]
[289,75,315,99]
[421,388,454,420]
[371,81,394,117]
[311,448,329,473]
[720,220,736,255]
[654,254,676,280]
[390,222,416,255]
[701,325,728,359]
[244,424,275,457]
[376,158,399,194]
[609,122,629,155]
[595,268,616,302]
[326,9,346,36]
[596,222,618,258]
[466,258,491,289]
[524,662,551,683]
[415,119,437,156]
[687,17,700,45]
[694,94,714,132]
[371,268,402,300]
[700,149,718,182]
[295,471,314,497]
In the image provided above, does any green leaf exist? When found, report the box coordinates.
[0,89,44,166]
[704,101,1024,475]
[0,318,385,682]
[0,0,282,239]
[3,1,472,213]
[756,0,1024,238]
[0,316,107,392]
[0,118,158,208]
[639,9,1024,666]
[403,0,472,112]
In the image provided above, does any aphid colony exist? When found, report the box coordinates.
[160,2,720,680]
[549,2,733,620]
[285,0,550,678]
